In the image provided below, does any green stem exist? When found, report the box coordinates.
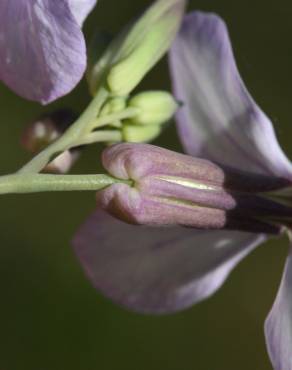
[18,88,109,175]
[0,173,128,194]
[89,107,140,130]
[78,130,123,146]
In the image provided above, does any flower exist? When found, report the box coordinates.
[0,0,97,104]
[73,11,292,370]
[168,12,292,370]
[97,143,291,234]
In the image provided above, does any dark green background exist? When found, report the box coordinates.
[0,1,291,369]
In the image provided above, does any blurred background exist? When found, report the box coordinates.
[0,0,291,369]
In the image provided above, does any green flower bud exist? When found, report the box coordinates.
[99,97,127,128]
[100,97,127,117]
[128,91,178,125]
[89,0,186,95]
[122,124,161,143]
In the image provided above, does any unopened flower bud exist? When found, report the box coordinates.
[97,143,292,234]
[21,109,80,173]
[99,97,126,128]
[45,150,80,174]
[21,109,77,153]
[122,124,161,143]
[128,91,178,125]
[100,97,126,117]
[89,0,186,95]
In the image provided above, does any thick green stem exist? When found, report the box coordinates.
[0,173,127,194]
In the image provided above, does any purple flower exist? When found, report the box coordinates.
[73,11,292,369]
[168,12,292,370]
[0,0,96,104]
[97,143,291,234]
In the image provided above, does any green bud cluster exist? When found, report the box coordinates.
[123,91,178,142]
[85,0,185,145]
[96,91,178,143]
[100,97,126,128]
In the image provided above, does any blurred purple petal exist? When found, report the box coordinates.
[265,244,292,370]
[0,0,88,104]
[169,12,292,178]
[73,210,265,313]
[67,0,97,26]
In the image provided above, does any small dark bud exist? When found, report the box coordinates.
[21,109,79,173]
[21,109,77,153]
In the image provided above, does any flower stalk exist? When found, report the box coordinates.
[88,107,141,130]
[0,173,128,195]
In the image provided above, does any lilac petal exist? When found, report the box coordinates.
[169,12,292,178]
[264,243,292,370]
[0,1,87,104]
[67,0,97,26]
[73,210,265,313]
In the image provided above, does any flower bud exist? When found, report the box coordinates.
[45,150,80,174]
[97,143,292,234]
[128,91,178,125]
[99,97,127,128]
[21,109,77,153]
[122,124,162,143]
[89,0,186,95]
[21,109,80,173]
[100,97,126,118]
